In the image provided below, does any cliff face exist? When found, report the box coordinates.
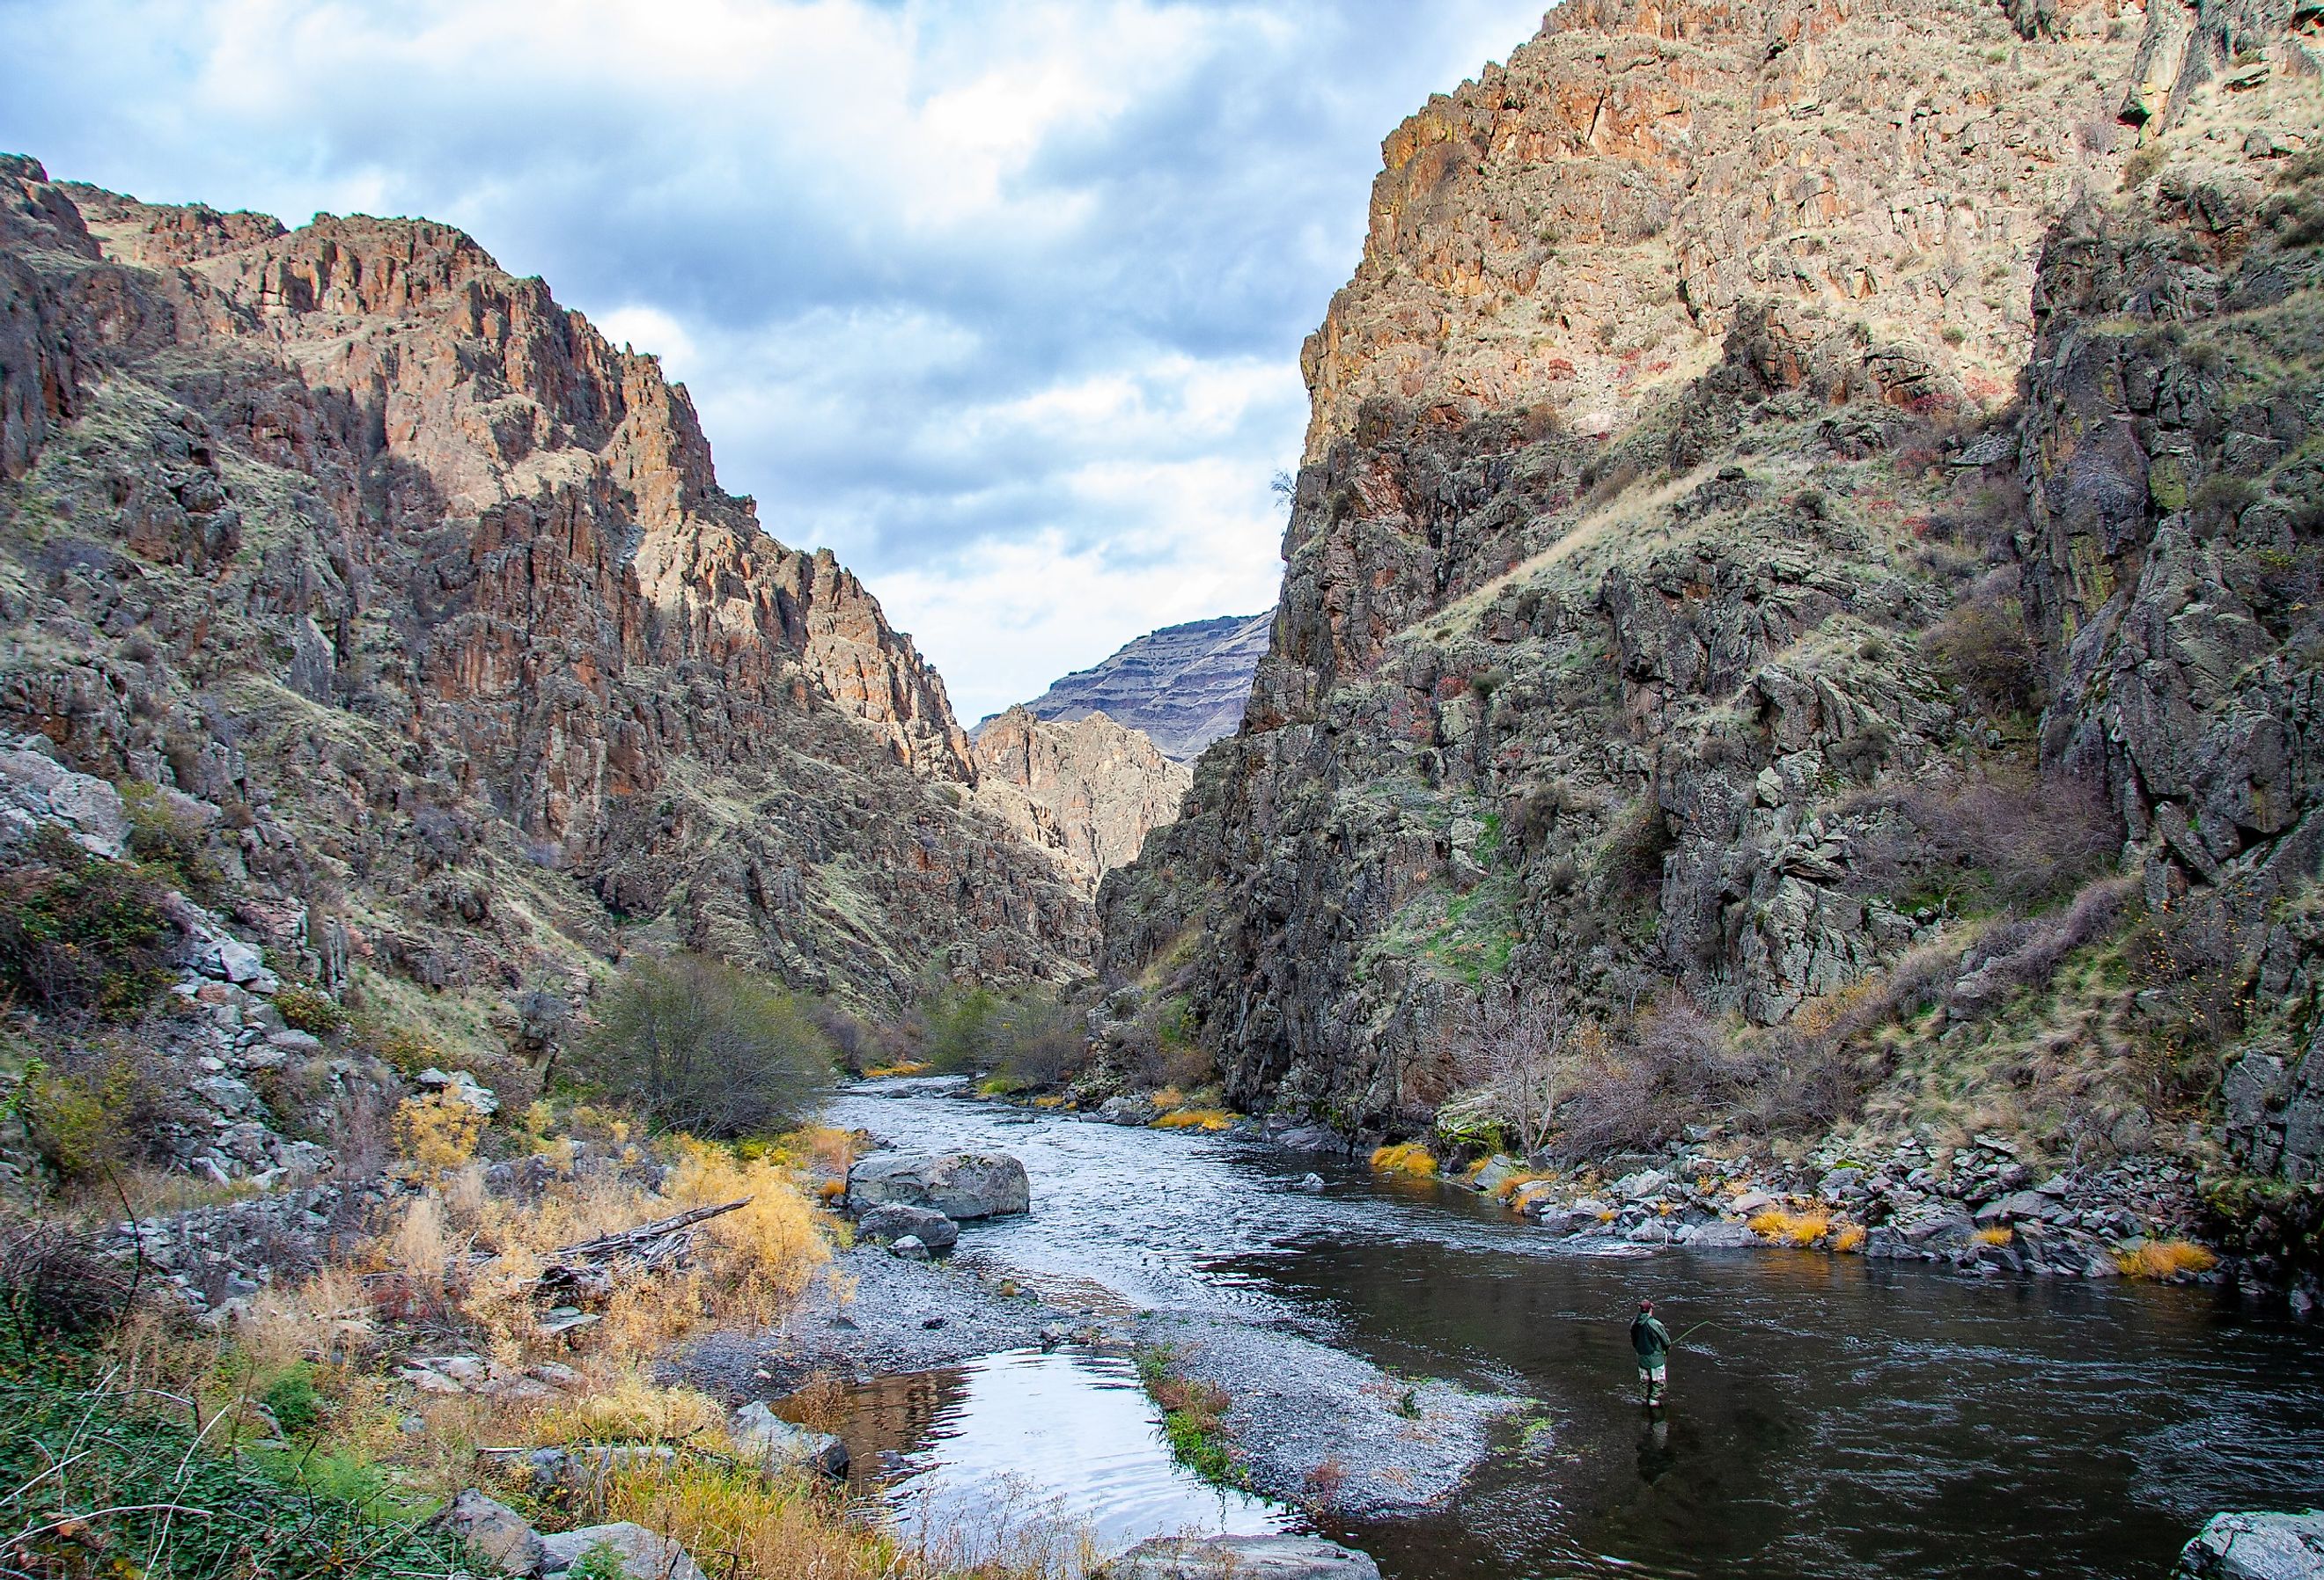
[993,613,1272,762]
[1103,0,2324,1189]
[0,163,1092,1009]
[971,707,1192,893]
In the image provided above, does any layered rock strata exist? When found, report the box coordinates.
[992,612,1272,761]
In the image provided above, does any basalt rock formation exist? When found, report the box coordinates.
[0,161,1093,1016]
[992,612,1272,762]
[1102,0,2324,1224]
[971,707,1190,893]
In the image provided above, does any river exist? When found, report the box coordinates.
[814,1080,2324,1579]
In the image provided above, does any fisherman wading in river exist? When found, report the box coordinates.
[1630,1298,1672,1406]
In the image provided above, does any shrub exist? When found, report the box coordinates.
[0,1220,136,1342]
[391,1091,482,1179]
[1604,796,1673,900]
[1924,595,2043,715]
[273,983,345,1035]
[572,955,833,1138]
[920,986,999,1072]
[119,781,221,894]
[13,1050,170,1183]
[0,832,178,1018]
[1973,1225,2015,1246]
[988,992,1088,1090]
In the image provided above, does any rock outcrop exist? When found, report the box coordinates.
[971,706,1190,893]
[992,612,1271,762]
[0,158,1093,1014]
[1101,0,2324,1220]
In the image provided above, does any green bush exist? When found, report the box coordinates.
[261,1363,323,1436]
[571,954,833,1138]
[921,987,1000,1072]
[119,781,222,896]
[11,1054,160,1183]
[0,1357,460,1579]
[272,983,345,1035]
[0,831,178,1018]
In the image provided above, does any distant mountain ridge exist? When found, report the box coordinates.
[987,613,1272,762]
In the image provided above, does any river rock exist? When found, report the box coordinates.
[846,1151,1029,1219]
[540,1523,708,1580]
[855,1202,960,1250]
[1474,1155,1519,1194]
[1274,1126,1344,1155]
[1102,1534,1382,1580]
[1678,1222,1761,1249]
[430,1488,546,1576]
[891,1234,930,1260]
[732,1400,849,1480]
[2173,1510,2324,1579]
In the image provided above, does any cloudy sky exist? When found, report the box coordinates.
[0,0,1543,719]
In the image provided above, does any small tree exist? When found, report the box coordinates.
[575,955,833,1137]
[1450,987,1579,1160]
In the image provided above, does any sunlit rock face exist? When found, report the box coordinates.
[0,158,1093,1007]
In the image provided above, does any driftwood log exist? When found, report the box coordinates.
[533,1196,750,1301]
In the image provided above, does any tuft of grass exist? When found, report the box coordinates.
[1747,1209,1833,1246]
[1973,1225,2015,1246]
[1135,1345,1239,1487]
[1370,1143,1438,1178]
[1830,1223,1867,1253]
[1154,1108,1234,1132]
[2115,1238,2217,1279]
[862,1061,930,1078]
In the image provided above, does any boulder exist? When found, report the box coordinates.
[845,1152,1029,1219]
[891,1234,930,1260]
[1677,1222,1761,1249]
[1102,1534,1382,1580]
[854,1202,960,1250]
[732,1400,850,1480]
[1098,1093,1158,1126]
[1614,1169,1669,1201]
[431,1488,546,1576]
[0,742,129,858]
[1297,1172,1326,1191]
[1474,1155,1519,1194]
[540,1523,708,1580]
[2173,1510,2324,1579]
[1729,1190,1778,1217]
[1274,1126,1344,1155]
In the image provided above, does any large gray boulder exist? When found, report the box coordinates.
[540,1523,708,1580]
[855,1202,960,1250]
[2174,1510,2324,1580]
[732,1400,850,1480]
[430,1488,546,1576]
[845,1151,1029,1219]
[1103,1534,1381,1580]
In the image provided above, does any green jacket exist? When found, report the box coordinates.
[1630,1314,1671,1361]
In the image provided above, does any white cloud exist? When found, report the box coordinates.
[0,0,1548,718]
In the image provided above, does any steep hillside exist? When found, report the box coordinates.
[0,162,1094,1018]
[971,707,1192,893]
[993,612,1271,761]
[1102,0,2323,1242]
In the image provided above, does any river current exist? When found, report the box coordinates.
[815,1080,2324,1580]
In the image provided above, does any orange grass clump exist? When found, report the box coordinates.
[1747,1209,1833,1246]
[2115,1238,2218,1279]
[1972,1226,2015,1247]
[1155,1108,1235,1132]
[1369,1143,1438,1178]
[1830,1223,1867,1253]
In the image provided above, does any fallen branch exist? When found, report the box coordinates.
[532,1197,752,1297]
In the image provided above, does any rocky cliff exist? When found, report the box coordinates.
[991,612,1272,762]
[971,707,1191,893]
[0,162,1093,1017]
[1101,0,2324,1231]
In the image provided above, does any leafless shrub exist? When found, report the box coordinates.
[1604,797,1673,900]
[1449,988,1580,1158]
[0,1219,138,1343]
[1552,995,1756,1159]
[1924,574,2044,715]
[1846,768,2118,913]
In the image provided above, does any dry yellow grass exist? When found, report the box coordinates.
[862,1061,931,1078]
[1830,1223,1867,1253]
[1973,1225,2015,1246]
[1370,1143,1438,1178]
[1747,1209,1833,1246]
[1494,1172,1556,1203]
[2115,1238,2218,1279]
[393,1091,482,1179]
[1155,1108,1235,1132]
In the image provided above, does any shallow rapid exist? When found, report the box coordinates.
[820,1081,2324,1579]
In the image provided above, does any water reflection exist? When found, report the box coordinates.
[826,1084,2324,1580]
[814,1347,1293,1562]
